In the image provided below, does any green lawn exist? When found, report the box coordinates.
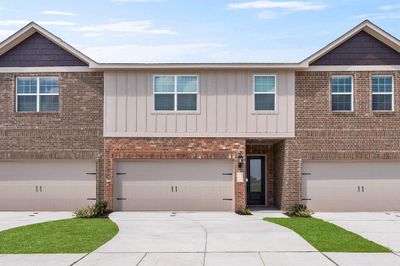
[265,217,391,253]
[0,218,119,254]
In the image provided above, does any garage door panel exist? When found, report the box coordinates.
[115,160,234,211]
[0,160,96,211]
[303,161,400,212]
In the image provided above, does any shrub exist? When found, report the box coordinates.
[94,201,108,216]
[236,207,252,215]
[287,204,314,218]
[74,201,108,218]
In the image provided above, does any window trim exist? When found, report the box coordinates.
[15,76,59,113]
[330,75,354,112]
[253,74,277,113]
[153,74,199,112]
[371,75,394,112]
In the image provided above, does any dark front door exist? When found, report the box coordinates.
[247,156,265,205]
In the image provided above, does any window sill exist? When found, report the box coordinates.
[372,110,395,114]
[251,111,278,115]
[15,111,61,116]
[151,111,200,115]
[331,110,354,114]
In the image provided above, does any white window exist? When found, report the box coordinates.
[253,75,276,111]
[372,75,394,112]
[16,77,59,112]
[153,75,198,111]
[331,76,353,112]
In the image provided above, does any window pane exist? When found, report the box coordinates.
[372,94,392,111]
[177,76,197,92]
[39,77,59,93]
[155,94,174,111]
[17,95,37,112]
[177,94,197,111]
[255,94,275,111]
[40,95,59,112]
[254,76,275,92]
[331,77,352,93]
[17,77,37,94]
[372,76,392,93]
[332,94,352,111]
[154,76,175,92]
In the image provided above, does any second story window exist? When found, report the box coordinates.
[331,76,353,112]
[254,75,276,111]
[16,77,59,112]
[153,75,198,111]
[372,75,393,112]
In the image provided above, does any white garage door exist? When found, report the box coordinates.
[115,160,234,211]
[302,161,400,212]
[0,160,96,211]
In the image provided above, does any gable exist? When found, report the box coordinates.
[311,30,400,66]
[0,32,88,67]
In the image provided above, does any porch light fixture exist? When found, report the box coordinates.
[237,152,244,169]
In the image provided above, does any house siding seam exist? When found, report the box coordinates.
[0,72,104,199]
[104,137,247,211]
[278,70,400,210]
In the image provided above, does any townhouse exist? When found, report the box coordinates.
[0,20,399,212]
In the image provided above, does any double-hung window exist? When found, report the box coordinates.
[254,75,276,111]
[16,77,59,112]
[331,76,353,112]
[153,75,198,111]
[372,75,393,112]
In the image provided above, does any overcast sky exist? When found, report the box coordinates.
[0,0,399,63]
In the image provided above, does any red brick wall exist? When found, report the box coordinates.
[281,71,400,210]
[104,137,246,211]
[0,72,104,197]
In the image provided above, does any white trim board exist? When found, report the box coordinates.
[0,67,96,73]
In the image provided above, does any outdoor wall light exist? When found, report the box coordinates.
[237,152,244,169]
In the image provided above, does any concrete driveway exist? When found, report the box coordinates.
[0,212,74,232]
[315,212,400,252]
[76,211,332,266]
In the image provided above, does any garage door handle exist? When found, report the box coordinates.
[222,198,232,201]
[116,198,126,200]
[87,198,96,201]
[175,186,178,192]
[362,186,365,192]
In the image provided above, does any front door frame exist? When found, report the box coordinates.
[246,155,266,206]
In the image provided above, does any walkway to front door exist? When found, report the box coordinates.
[247,156,266,205]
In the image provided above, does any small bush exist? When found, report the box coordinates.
[94,201,108,216]
[236,207,252,215]
[287,204,314,218]
[74,201,108,218]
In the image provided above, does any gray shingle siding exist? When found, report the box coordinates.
[0,32,88,67]
[311,30,400,65]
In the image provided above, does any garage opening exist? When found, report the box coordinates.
[114,160,234,211]
[0,160,96,211]
[302,161,400,212]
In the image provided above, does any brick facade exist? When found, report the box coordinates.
[0,72,104,198]
[275,71,400,210]
[104,137,246,211]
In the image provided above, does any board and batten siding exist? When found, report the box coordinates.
[104,70,295,137]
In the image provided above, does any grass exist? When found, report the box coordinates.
[265,217,391,253]
[0,218,119,254]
